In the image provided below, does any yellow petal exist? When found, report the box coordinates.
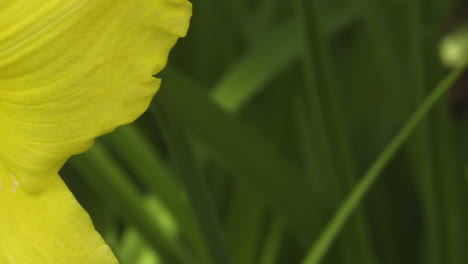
[0,0,192,193]
[0,0,191,263]
[0,165,118,263]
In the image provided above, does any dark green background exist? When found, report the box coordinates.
[62,0,468,263]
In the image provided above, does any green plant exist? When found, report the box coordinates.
[65,0,468,263]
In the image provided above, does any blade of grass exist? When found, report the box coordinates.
[258,219,284,264]
[360,0,404,94]
[226,180,266,264]
[302,61,468,264]
[103,125,212,264]
[212,8,360,113]
[402,2,443,263]
[118,197,176,264]
[451,113,468,261]
[424,7,468,263]
[427,39,468,263]
[247,0,280,41]
[316,0,361,38]
[71,144,193,264]
[152,100,232,264]
[119,227,162,264]
[431,101,468,264]
[291,97,331,217]
[292,0,375,262]
[211,20,299,112]
[104,126,184,208]
[119,228,147,264]
[158,66,317,245]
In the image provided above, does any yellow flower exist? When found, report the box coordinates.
[0,0,191,263]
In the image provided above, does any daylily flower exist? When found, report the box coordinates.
[0,0,191,263]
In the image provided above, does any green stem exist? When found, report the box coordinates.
[302,61,468,264]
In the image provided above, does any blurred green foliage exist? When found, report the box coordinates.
[62,0,468,263]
